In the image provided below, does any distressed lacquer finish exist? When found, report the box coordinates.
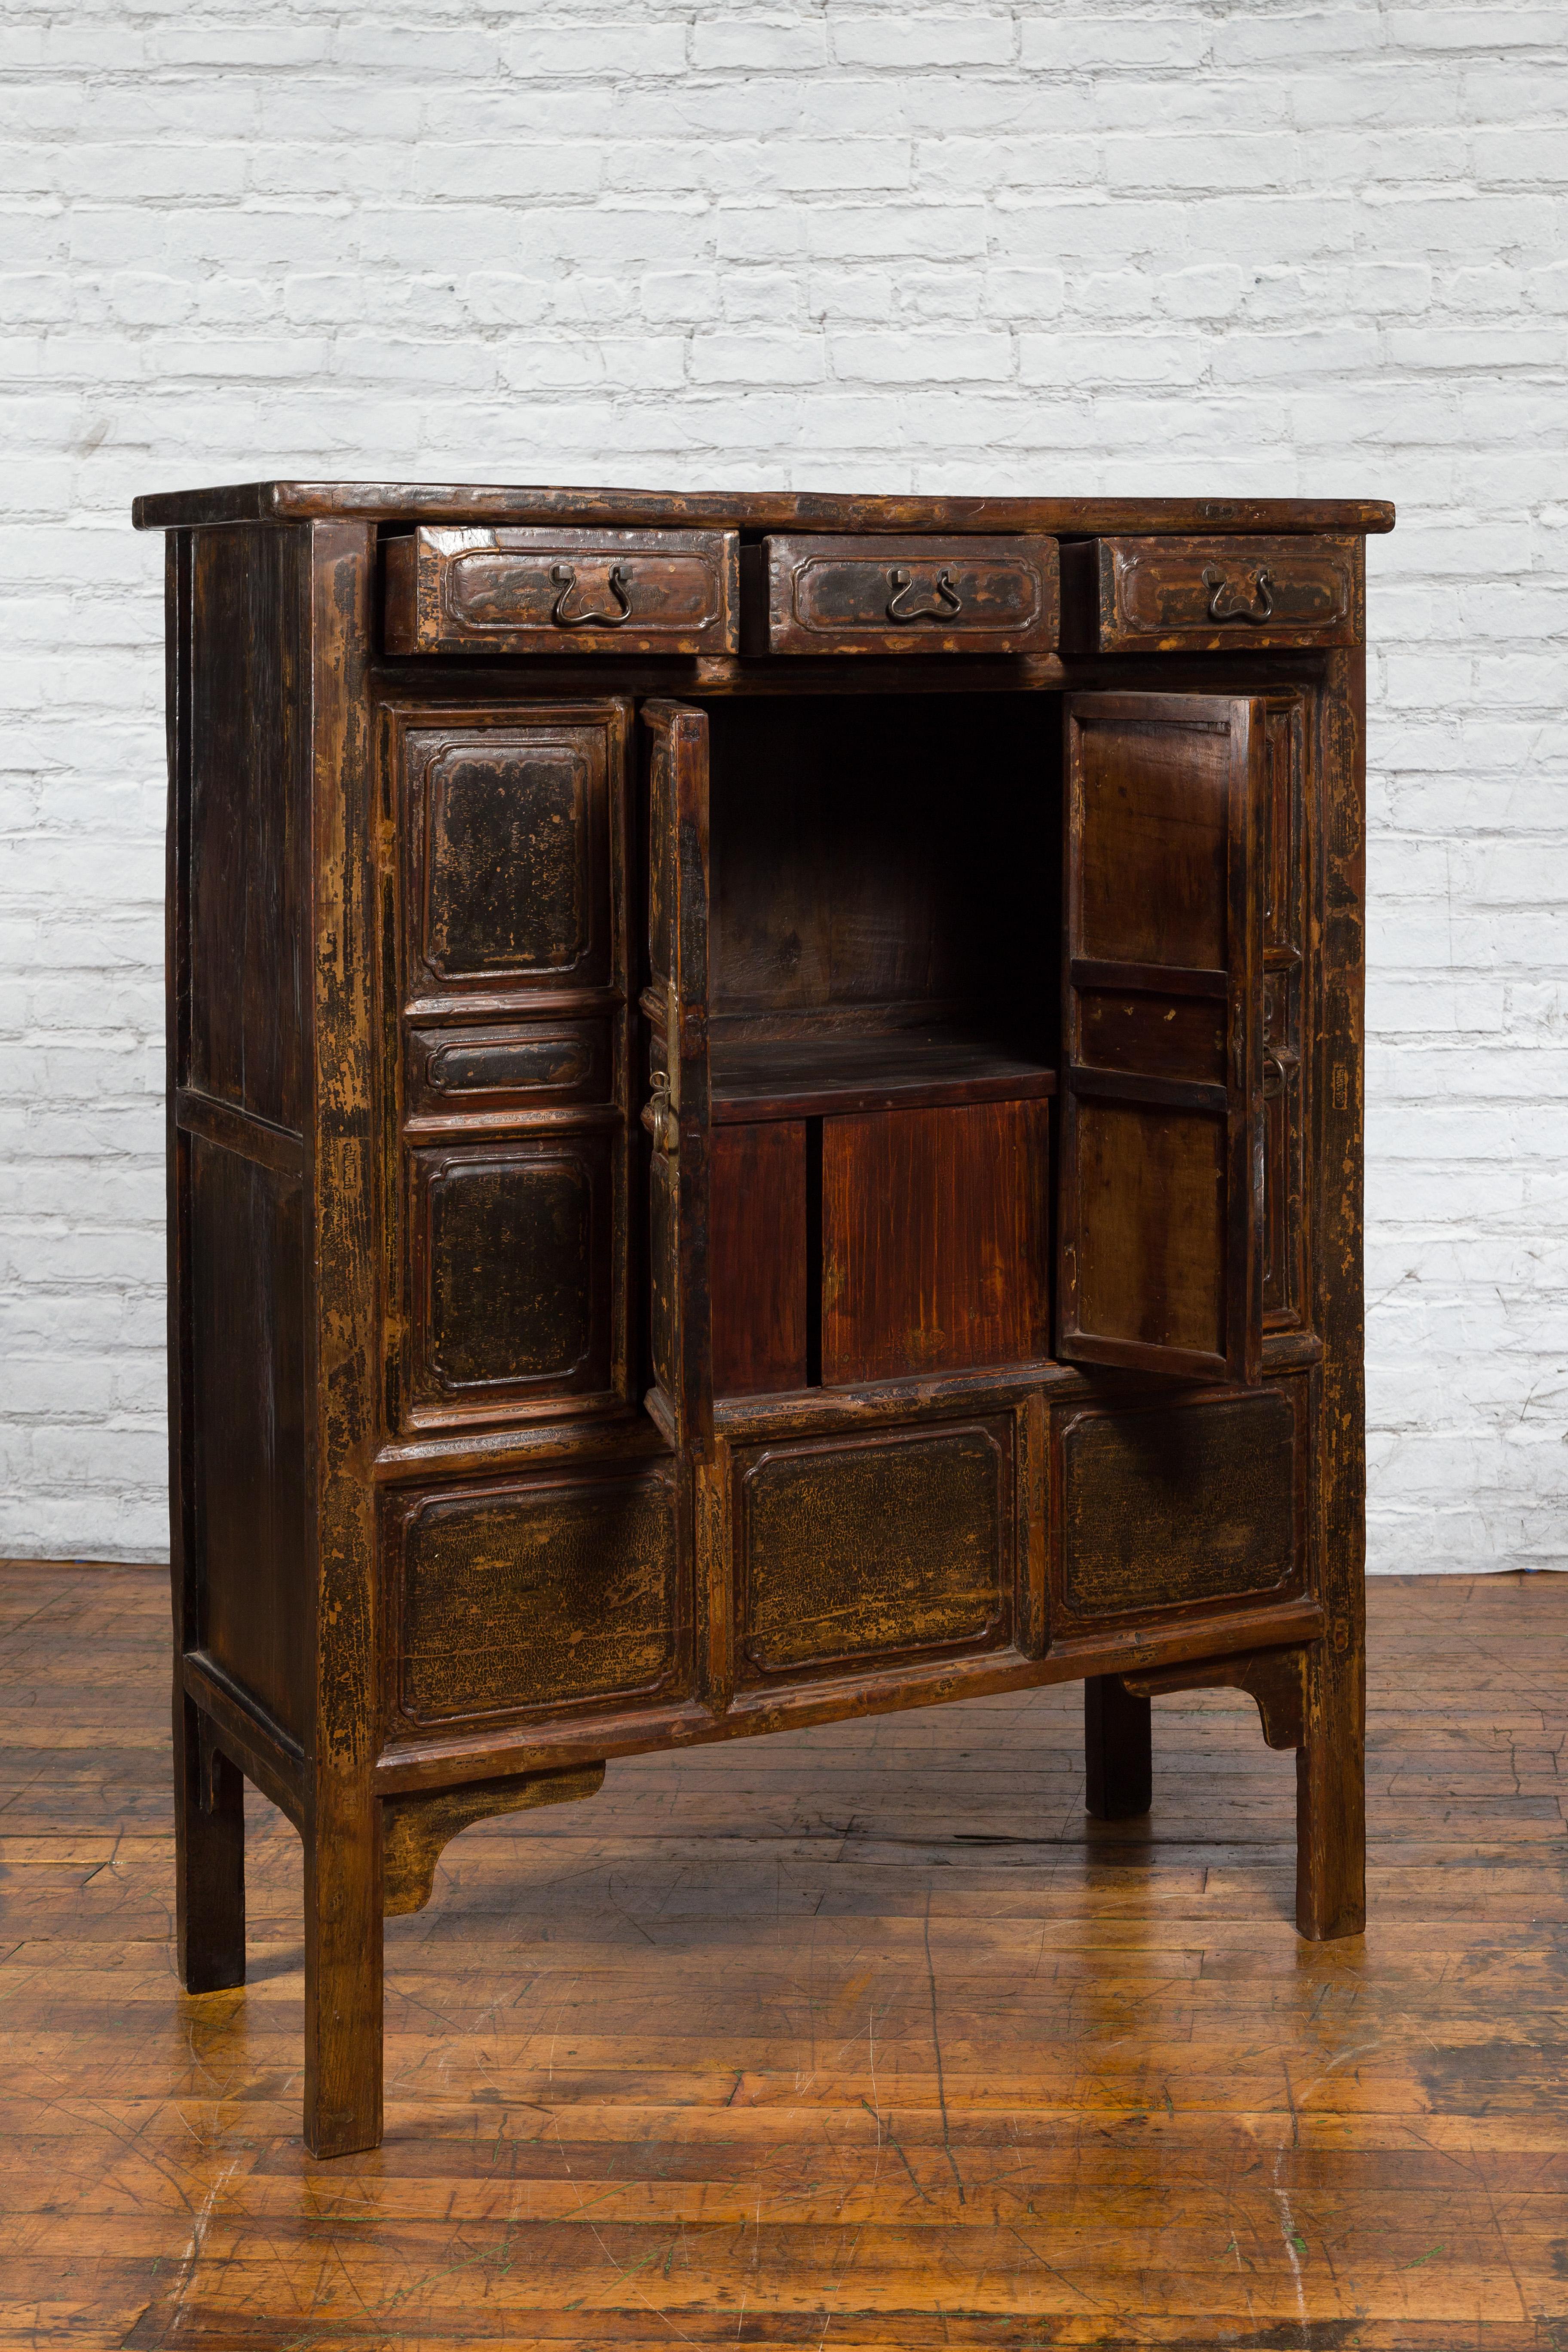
[746,530,1060,655]
[385,524,740,656]
[143,484,1380,2157]
[386,1465,683,1727]
[1087,531,1361,653]
[734,1418,1013,1678]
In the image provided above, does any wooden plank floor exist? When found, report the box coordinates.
[1,1565,1565,2350]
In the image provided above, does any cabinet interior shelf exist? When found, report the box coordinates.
[708,1029,1059,1124]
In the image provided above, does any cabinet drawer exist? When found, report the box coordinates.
[385,526,739,655]
[1050,1381,1308,1630]
[406,1019,611,1124]
[747,533,1059,655]
[1083,534,1359,652]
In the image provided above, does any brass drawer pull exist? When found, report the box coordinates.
[1203,564,1274,624]
[550,560,633,628]
[885,565,963,623]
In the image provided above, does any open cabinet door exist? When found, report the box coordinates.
[1060,692,1266,1386]
[642,701,714,1458]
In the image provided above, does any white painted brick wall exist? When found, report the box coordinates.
[0,0,1563,1569]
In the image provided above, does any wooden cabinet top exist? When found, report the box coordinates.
[131,481,1395,536]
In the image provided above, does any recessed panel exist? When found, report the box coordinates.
[389,1466,682,1726]
[1074,1099,1226,1364]
[426,741,589,978]
[1077,991,1227,1087]
[736,1420,1011,1678]
[1075,714,1230,973]
[1054,1385,1303,1624]
[404,719,612,1004]
[409,1136,612,1412]
[189,1136,307,1740]
[406,1020,610,1120]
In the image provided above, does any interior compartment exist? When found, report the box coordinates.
[696,693,1060,1395]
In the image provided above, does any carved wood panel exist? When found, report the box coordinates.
[1059,692,1267,1386]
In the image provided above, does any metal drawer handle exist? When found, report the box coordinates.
[551,561,633,628]
[1204,564,1273,624]
[885,565,963,623]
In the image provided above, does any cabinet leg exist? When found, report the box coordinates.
[304,1793,384,2158]
[174,1682,245,1994]
[1295,1638,1366,1940]
[1084,1674,1152,1820]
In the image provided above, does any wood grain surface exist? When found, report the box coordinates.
[130,481,1397,534]
[3,1558,1563,2349]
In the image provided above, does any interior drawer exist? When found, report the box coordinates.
[384,525,739,655]
[1050,1380,1308,1630]
[745,533,1059,655]
[1077,533,1359,652]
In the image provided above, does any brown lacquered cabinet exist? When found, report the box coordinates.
[135,481,1390,2156]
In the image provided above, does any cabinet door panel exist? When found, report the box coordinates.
[1072,1098,1226,1365]
[384,700,634,1436]
[409,1136,613,1414]
[1051,1382,1306,1629]
[401,711,618,1011]
[821,1099,1050,1384]
[735,1419,1011,1679]
[386,1464,683,1729]
[1060,693,1266,1386]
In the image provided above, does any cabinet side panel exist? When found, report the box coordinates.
[187,524,309,1130]
[189,1136,309,1736]
[167,532,196,1651]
